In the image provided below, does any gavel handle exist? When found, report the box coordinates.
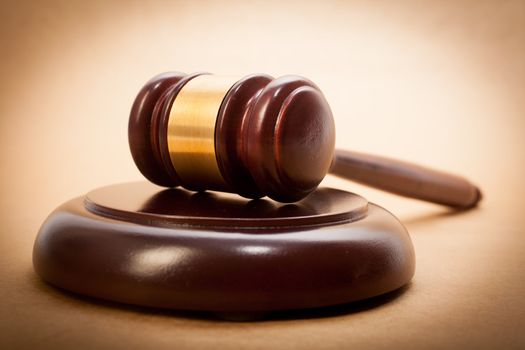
[330,149,482,209]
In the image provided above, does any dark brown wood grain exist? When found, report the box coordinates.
[128,71,482,208]
[243,76,336,202]
[215,74,273,199]
[128,72,186,186]
[33,182,415,315]
[331,150,481,209]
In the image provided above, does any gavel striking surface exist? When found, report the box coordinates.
[33,182,415,317]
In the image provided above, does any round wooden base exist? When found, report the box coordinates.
[33,182,415,317]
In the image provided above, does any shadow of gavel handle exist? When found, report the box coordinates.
[331,149,482,209]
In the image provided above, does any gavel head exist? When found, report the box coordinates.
[129,72,335,202]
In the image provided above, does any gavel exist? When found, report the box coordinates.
[129,72,481,208]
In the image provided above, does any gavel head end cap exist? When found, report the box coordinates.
[128,72,187,187]
[245,76,336,202]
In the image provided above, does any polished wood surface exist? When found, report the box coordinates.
[216,74,273,198]
[243,75,335,202]
[33,182,414,315]
[129,72,480,207]
[84,182,368,229]
[129,72,202,187]
[331,149,481,208]
[129,72,336,202]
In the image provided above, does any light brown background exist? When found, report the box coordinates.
[1,0,524,349]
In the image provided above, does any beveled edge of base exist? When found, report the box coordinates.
[33,189,415,314]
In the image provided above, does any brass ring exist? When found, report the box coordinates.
[167,75,240,191]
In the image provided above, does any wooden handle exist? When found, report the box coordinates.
[330,149,482,209]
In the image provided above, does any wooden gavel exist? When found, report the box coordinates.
[129,72,481,208]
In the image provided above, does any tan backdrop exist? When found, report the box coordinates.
[1,0,524,349]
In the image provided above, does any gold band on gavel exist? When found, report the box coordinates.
[167,74,240,191]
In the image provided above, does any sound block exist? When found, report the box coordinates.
[33,182,415,318]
